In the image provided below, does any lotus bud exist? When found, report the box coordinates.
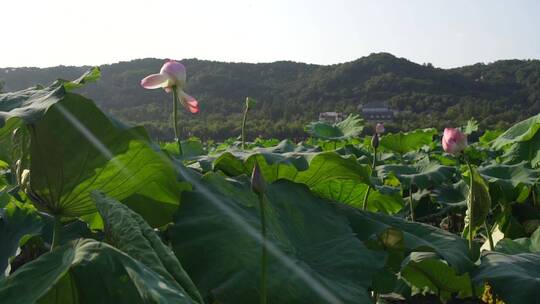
[371,133,379,150]
[442,128,468,154]
[251,163,266,196]
[375,123,385,134]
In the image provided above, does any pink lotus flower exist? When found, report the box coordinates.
[141,59,199,113]
[442,128,467,154]
[375,123,385,134]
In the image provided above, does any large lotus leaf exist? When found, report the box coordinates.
[501,130,540,167]
[27,94,182,223]
[0,83,64,128]
[0,68,99,129]
[91,191,203,303]
[201,139,314,175]
[495,226,540,255]
[0,201,43,276]
[479,130,503,146]
[311,179,404,214]
[400,252,472,300]
[0,239,195,303]
[473,251,540,304]
[59,66,101,91]
[120,180,192,228]
[203,140,406,215]
[305,114,364,140]
[215,149,404,213]
[309,139,360,152]
[492,113,540,149]
[39,217,94,248]
[0,118,24,165]
[161,139,206,159]
[377,160,456,189]
[478,161,539,204]
[337,205,473,273]
[168,172,386,304]
[431,180,468,207]
[380,128,437,154]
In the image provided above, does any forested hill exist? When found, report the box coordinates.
[1,53,539,140]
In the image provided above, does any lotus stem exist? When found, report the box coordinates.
[258,192,267,304]
[363,146,378,211]
[484,221,494,251]
[172,86,183,156]
[362,186,372,211]
[51,216,61,252]
[372,147,377,170]
[409,185,415,222]
[533,185,537,207]
[465,160,474,252]
[241,103,249,150]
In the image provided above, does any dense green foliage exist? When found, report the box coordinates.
[1,53,539,140]
[2,69,540,303]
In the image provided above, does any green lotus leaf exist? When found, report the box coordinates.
[59,67,101,91]
[0,239,196,303]
[463,118,479,135]
[377,159,456,189]
[92,191,203,303]
[210,145,405,213]
[305,114,364,140]
[168,172,386,303]
[25,92,182,223]
[0,200,43,276]
[478,161,540,204]
[431,180,468,207]
[501,130,540,167]
[492,113,540,149]
[338,206,473,273]
[0,67,99,129]
[479,130,503,146]
[0,83,64,128]
[495,226,540,255]
[473,251,540,304]
[400,252,472,301]
[380,128,437,154]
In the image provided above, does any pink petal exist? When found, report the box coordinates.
[140,73,171,89]
[180,91,199,114]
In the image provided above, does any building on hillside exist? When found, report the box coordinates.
[359,101,394,122]
[318,112,345,123]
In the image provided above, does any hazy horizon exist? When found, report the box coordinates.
[2,0,539,69]
[2,52,540,70]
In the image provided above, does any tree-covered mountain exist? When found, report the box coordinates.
[1,53,539,140]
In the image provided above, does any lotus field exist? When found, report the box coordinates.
[3,63,540,304]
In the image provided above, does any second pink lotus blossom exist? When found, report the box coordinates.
[442,128,467,154]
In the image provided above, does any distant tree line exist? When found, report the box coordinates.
[1,53,539,140]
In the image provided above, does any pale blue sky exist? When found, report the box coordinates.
[1,0,539,68]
